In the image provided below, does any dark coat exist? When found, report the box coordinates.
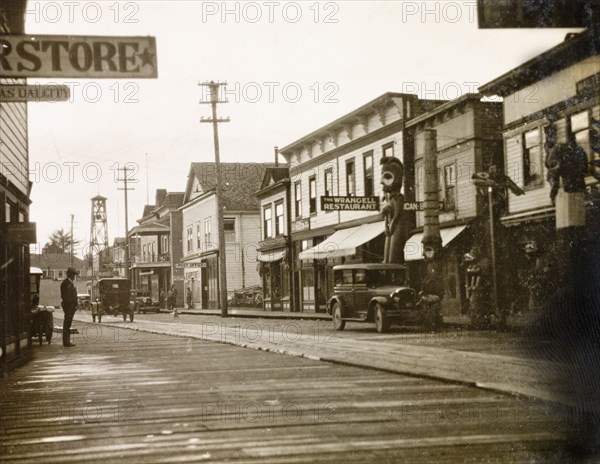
[60,278,78,313]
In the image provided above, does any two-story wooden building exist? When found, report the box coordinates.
[479,29,600,315]
[255,166,291,311]
[404,94,505,319]
[180,163,273,309]
[278,93,445,313]
[129,189,184,306]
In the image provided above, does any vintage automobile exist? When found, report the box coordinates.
[77,293,91,309]
[91,278,134,323]
[30,266,53,345]
[328,263,420,333]
[130,289,160,313]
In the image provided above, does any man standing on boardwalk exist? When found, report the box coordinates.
[60,267,79,347]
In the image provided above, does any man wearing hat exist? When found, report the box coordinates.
[60,267,79,347]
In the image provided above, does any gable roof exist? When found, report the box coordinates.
[479,30,599,97]
[184,162,277,210]
[31,253,86,270]
[256,166,290,197]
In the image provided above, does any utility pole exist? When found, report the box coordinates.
[199,80,230,317]
[70,214,74,267]
[117,166,135,280]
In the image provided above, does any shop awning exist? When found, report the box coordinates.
[404,225,467,261]
[299,221,385,260]
[257,249,287,262]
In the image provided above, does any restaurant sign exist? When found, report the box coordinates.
[0,35,157,78]
[321,196,380,211]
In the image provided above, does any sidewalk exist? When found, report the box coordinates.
[69,311,597,413]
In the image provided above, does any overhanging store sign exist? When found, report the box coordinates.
[0,84,70,102]
[321,196,380,211]
[0,35,158,78]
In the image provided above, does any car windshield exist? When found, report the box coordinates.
[366,269,405,286]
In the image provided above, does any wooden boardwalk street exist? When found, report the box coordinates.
[0,319,574,463]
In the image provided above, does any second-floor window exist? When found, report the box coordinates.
[346,160,355,196]
[196,223,201,249]
[364,151,374,196]
[294,181,302,218]
[570,110,598,176]
[203,219,211,250]
[263,205,273,239]
[275,201,284,235]
[324,168,333,197]
[224,218,235,242]
[309,176,317,214]
[523,128,543,189]
[382,142,394,158]
[443,164,456,211]
[186,226,193,252]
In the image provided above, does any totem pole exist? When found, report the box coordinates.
[380,156,407,263]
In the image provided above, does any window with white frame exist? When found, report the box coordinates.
[203,219,212,250]
[294,181,302,218]
[324,168,334,197]
[364,151,374,196]
[263,205,273,239]
[224,218,235,242]
[443,164,457,211]
[382,142,394,158]
[346,160,355,196]
[196,223,201,249]
[570,110,599,177]
[522,128,543,188]
[186,226,193,252]
[309,176,317,214]
[275,202,284,236]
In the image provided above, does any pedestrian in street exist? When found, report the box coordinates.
[186,287,193,309]
[168,285,178,318]
[60,267,79,347]
[159,290,165,309]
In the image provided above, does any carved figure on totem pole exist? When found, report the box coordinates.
[544,123,588,205]
[380,156,406,263]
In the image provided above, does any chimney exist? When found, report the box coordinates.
[274,146,279,167]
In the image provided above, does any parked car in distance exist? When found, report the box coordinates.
[130,289,160,313]
[328,263,420,333]
[91,278,134,323]
[77,293,91,309]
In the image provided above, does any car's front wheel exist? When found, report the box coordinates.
[374,303,390,333]
[332,302,345,331]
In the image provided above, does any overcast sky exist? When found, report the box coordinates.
[22,0,581,256]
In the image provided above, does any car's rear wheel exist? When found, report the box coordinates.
[332,302,345,331]
[374,303,390,333]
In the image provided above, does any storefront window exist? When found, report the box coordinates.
[263,265,272,299]
[302,268,314,302]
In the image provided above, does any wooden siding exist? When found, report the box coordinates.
[504,55,600,125]
[414,110,476,158]
[0,79,28,195]
[260,190,288,239]
[290,99,403,167]
[504,122,555,215]
[290,132,403,231]
[182,196,261,292]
